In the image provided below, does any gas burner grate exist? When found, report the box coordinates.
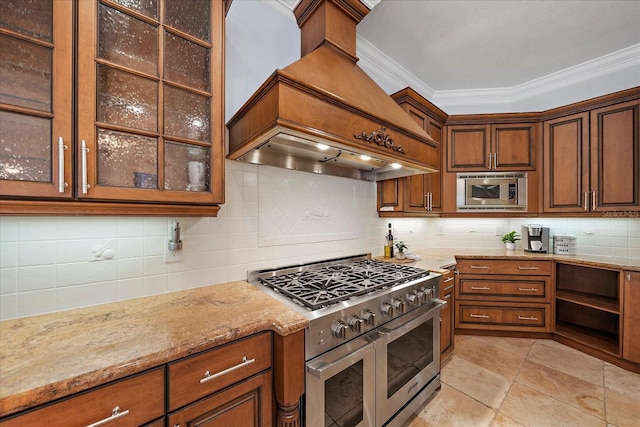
[259,259,429,310]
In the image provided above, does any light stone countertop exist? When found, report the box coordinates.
[2,249,638,418]
[0,281,307,417]
[409,248,640,272]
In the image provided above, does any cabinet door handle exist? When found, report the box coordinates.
[470,265,490,269]
[81,140,90,194]
[591,191,597,211]
[492,152,497,169]
[85,406,130,427]
[470,286,491,290]
[627,273,632,281]
[469,313,489,319]
[517,315,538,321]
[200,356,255,384]
[584,191,589,211]
[518,287,539,292]
[58,137,68,193]
[487,153,492,169]
[518,266,539,270]
[424,193,428,210]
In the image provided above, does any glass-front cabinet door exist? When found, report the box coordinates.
[77,0,223,204]
[0,0,73,198]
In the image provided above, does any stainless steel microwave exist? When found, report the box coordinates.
[457,172,527,211]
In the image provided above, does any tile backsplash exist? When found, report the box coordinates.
[1,161,638,320]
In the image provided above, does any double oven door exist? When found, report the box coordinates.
[305,301,443,427]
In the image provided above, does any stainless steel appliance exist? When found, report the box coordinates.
[457,172,527,211]
[249,254,444,427]
[522,224,550,253]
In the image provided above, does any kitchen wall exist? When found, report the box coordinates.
[386,216,640,259]
[2,161,638,321]
[0,161,380,320]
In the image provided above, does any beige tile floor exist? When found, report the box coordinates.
[407,335,640,427]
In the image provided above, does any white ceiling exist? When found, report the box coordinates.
[357,0,640,91]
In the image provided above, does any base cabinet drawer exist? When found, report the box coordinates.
[168,371,273,427]
[0,367,165,427]
[168,332,272,411]
[456,303,550,331]
[456,259,551,276]
[459,277,549,301]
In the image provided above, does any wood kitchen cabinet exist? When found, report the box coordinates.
[0,330,304,427]
[168,371,273,427]
[555,262,621,356]
[446,122,537,171]
[543,99,640,213]
[0,0,73,199]
[434,265,456,363]
[168,332,273,425]
[454,258,552,332]
[623,271,640,363]
[0,367,165,427]
[378,88,445,215]
[1,0,225,216]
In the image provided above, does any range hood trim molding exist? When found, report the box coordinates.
[227,66,438,152]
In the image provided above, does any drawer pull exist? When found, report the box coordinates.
[470,265,490,269]
[443,284,455,291]
[444,277,455,283]
[469,313,489,319]
[200,356,256,384]
[518,266,539,270]
[85,406,130,427]
[518,315,539,321]
[470,286,491,290]
[518,287,539,292]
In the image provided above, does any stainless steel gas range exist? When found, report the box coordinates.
[249,254,445,427]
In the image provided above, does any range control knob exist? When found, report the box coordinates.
[406,291,421,307]
[363,310,376,327]
[415,289,427,303]
[332,321,348,340]
[348,316,364,333]
[392,298,407,314]
[381,303,395,318]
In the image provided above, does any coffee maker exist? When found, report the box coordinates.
[522,224,550,253]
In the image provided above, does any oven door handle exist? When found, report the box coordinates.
[306,339,374,379]
[377,300,445,342]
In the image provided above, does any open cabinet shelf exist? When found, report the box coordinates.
[555,322,620,356]
[555,263,620,356]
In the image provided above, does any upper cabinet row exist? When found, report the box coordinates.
[447,122,536,171]
[0,0,225,216]
[544,100,639,213]
[378,88,640,217]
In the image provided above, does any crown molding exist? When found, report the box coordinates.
[264,0,299,20]
[512,43,640,98]
[432,43,640,112]
[355,35,435,98]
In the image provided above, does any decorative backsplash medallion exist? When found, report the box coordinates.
[258,167,358,246]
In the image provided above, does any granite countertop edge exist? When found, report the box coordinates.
[429,248,640,272]
[0,280,308,417]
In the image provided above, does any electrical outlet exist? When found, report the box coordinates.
[164,238,183,263]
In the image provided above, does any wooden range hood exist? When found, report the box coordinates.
[226,0,439,181]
